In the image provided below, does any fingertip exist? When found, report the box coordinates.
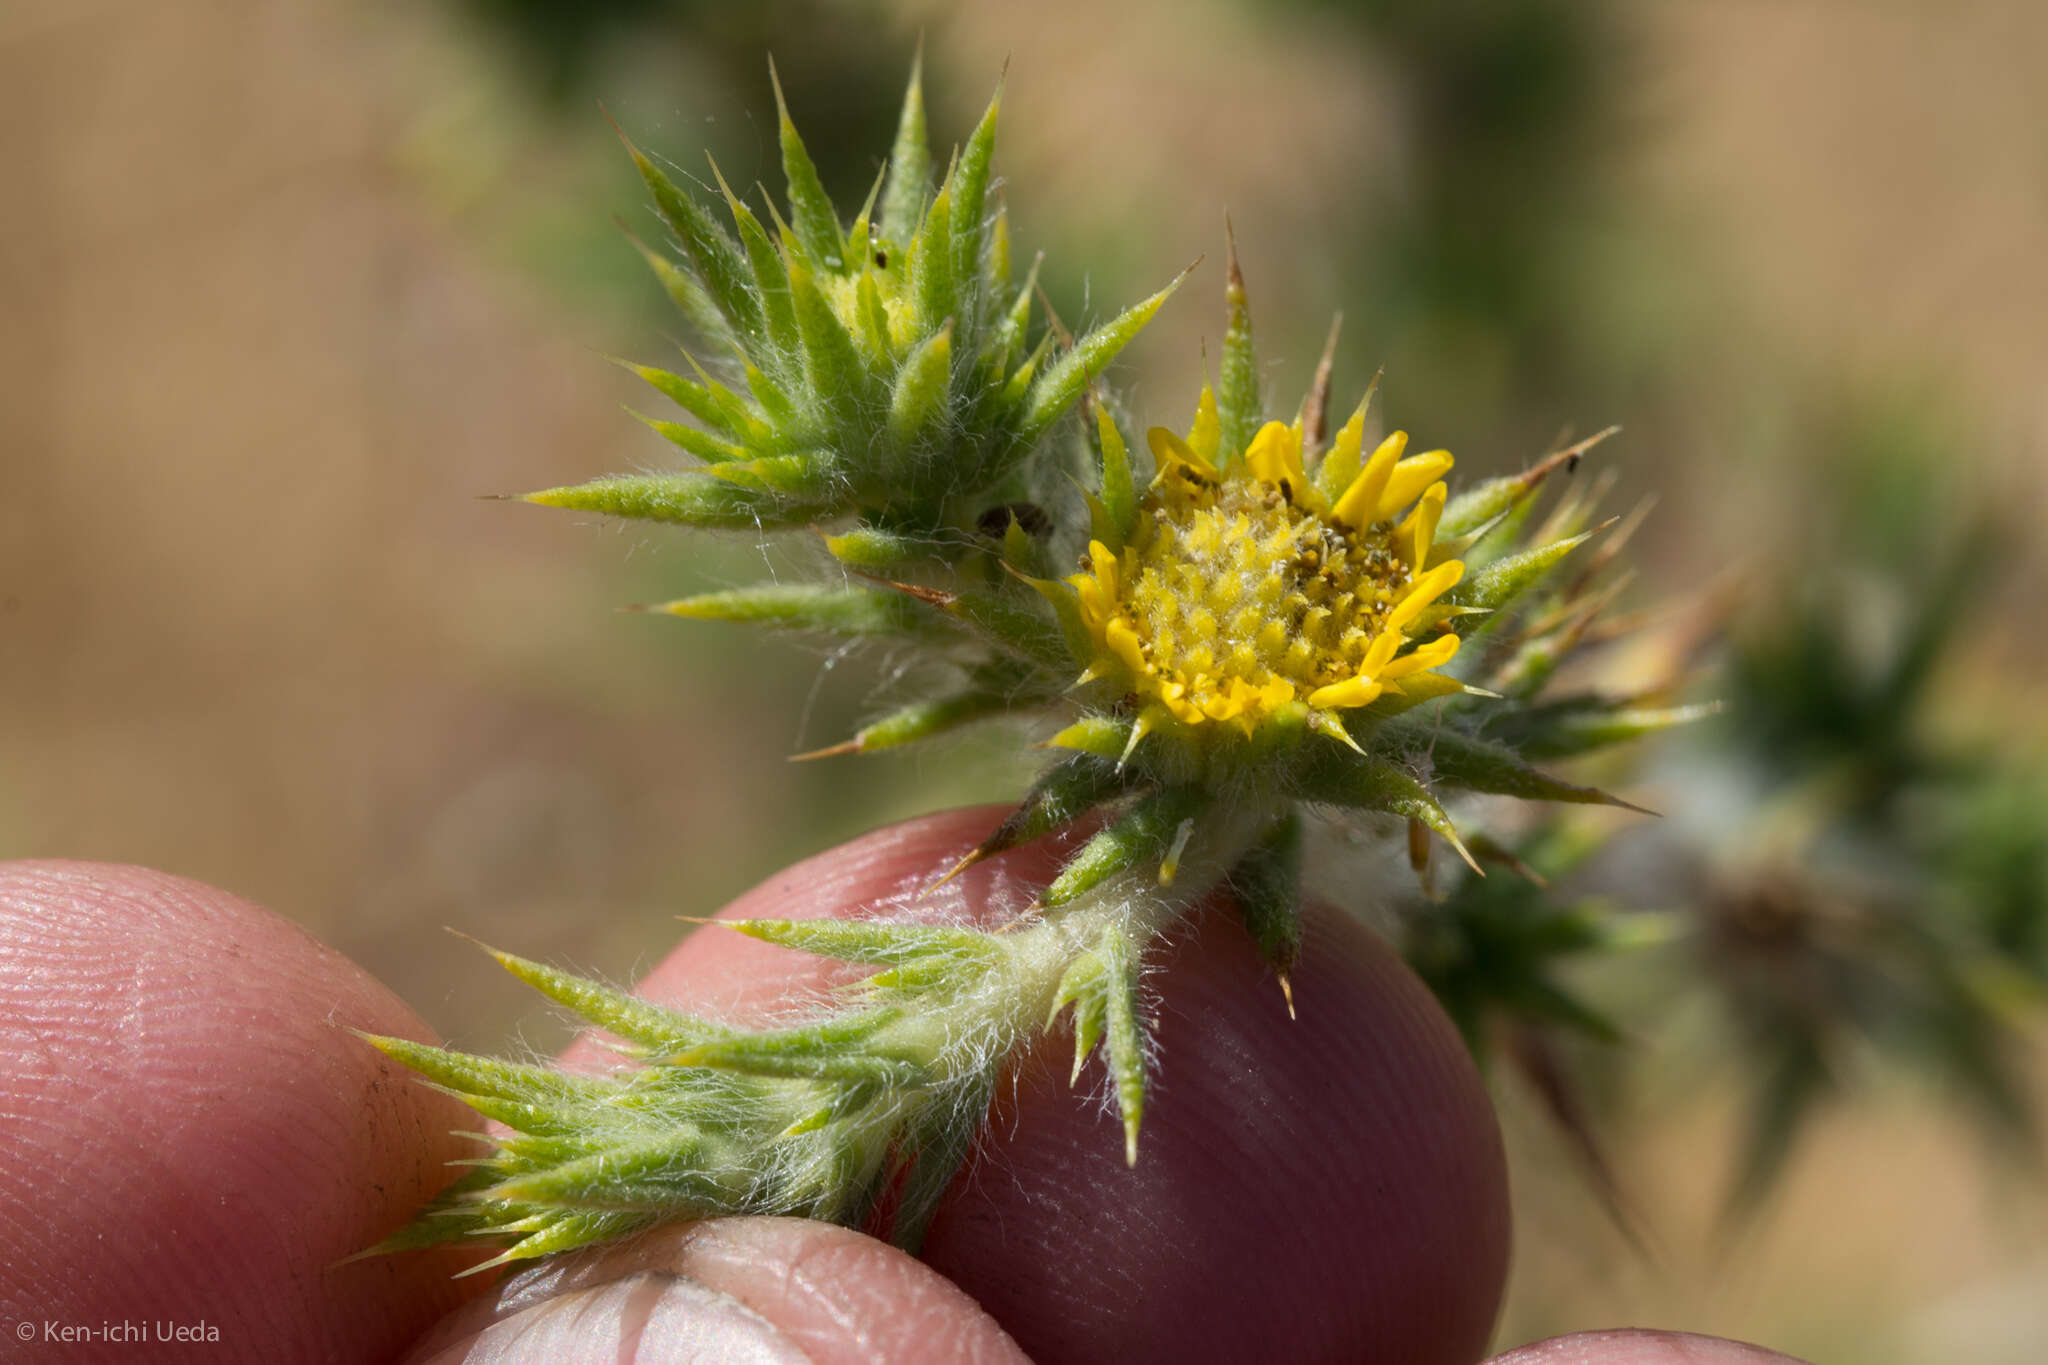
[401,1218,1027,1365]
[921,897,1510,1365]
[1486,1330,1816,1364]
[556,811,1510,1364]
[0,860,480,1363]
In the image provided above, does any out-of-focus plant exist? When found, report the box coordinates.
[1644,403,2048,1222]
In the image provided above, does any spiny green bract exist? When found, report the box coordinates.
[357,926,1013,1270]
[527,57,1182,541]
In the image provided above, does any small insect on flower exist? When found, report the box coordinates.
[1067,392,1466,760]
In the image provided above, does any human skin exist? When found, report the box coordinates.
[0,809,1809,1364]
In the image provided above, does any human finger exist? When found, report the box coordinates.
[398,1216,1028,1365]
[549,808,1510,1365]
[0,861,482,1364]
[1485,1329,1815,1364]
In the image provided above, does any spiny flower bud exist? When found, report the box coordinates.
[524,57,1183,547]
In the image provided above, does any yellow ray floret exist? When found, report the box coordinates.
[1068,391,1466,741]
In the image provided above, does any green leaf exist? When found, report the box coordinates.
[880,54,931,247]
[1490,699,1721,760]
[488,948,726,1053]
[342,1171,500,1258]
[1231,809,1303,983]
[673,1012,924,1085]
[964,754,1134,871]
[1216,236,1258,462]
[888,322,954,452]
[627,408,746,464]
[1000,333,1053,412]
[1001,514,1041,575]
[489,1134,729,1213]
[454,1092,599,1139]
[621,133,763,343]
[1302,754,1476,871]
[1096,406,1138,544]
[823,524,942,569]
[1042,787,1203,907]
[989,206,1011,288]
[652,584,946,641]
[1439,478,1526,542]
[910,183,956,338]
[844,165,887,268]
[702,454,834,496]
[1047,714,1131,762]
[942,588,1070,668]
[788,259,870,426]
[619,359,753,441]
[769,60,844,268]
[1098,924,1148,1166]
[806,690,1015,758]
[522,472,822,529]
[951,85,1002,309]
[622,230,726,339]
[1314,381,1376,506]
[737,351,801,427]
[487,1211,657,1268]
[490,1129,600,1171]
[985,257,1039,384]
[1081,482,1119,554]
[1018,270,1187,446]
[1448,529,1596,617]
[708,161,798,355]
[1049,953,1109,1085]
[1438,433,1610,539]
[723,917,1002,969]
[851,271,894,365]
[1412,727,1652,813]
[359,1034,599,1107]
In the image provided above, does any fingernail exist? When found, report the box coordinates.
[410,1270,812,1365]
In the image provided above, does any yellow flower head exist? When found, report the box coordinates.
[1069,388,1465,748]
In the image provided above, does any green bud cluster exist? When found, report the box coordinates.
[530,57,1181,541]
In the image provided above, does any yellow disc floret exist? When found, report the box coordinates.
[1069,393,1466,747]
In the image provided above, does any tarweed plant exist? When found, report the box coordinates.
[364,59,1706,1273]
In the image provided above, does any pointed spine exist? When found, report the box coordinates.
[522,473,823,529]
[1217,226,1258,462]
[950,84,1003,331]
[1017,270,1188,448]
[888,321,954,454]
[619,129,764,344]
[650,584,949,641]
[1042,788,1204,907]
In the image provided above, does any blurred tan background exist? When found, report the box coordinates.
[3,0,2045,1357]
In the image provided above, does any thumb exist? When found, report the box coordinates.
[399,1217,1025,1365]
[420,806,1507,1364]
